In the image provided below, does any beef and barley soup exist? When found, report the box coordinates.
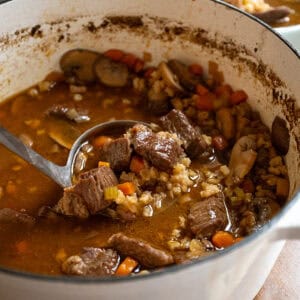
[0,48,290,276]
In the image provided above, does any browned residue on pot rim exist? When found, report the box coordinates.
[0,14,299,157]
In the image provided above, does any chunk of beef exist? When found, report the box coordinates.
[130,124,183,171]
[74,167,119,214]
[99,137,132,172]
[62,247,119,276]
[55,166,118,218]
[0,208,35,228]
[108,233,174,268]
[188,193,228,238]
[55,190,89,218]
[160,109,208,158]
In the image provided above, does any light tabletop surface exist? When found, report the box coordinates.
[255,240,300,299]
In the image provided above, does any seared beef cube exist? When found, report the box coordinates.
[74,167,119,214]
[160,109,207,158]
[56,166,118,217]
[0,208,35,228]
[160,109,197,148]
[62,247,119,276]
[56,189,89,218]
[188,193,228,238]
[131,124,183,171]
[99,137,132,171]
[108,233,174,268]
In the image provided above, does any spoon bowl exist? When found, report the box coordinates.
[0,120,144,188]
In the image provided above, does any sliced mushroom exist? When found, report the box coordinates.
[168,59,199,91]
[47,105,90,123]
[159,62,183,91]
[271,116,290,155]
[253,6,293,24]
[94,55,129,87]
[48,119,81,149]
[60,49,100,84]
[226,135,257,185]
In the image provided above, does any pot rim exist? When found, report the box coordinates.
[0,0,299,283]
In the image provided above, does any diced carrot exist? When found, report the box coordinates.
[230,90,248,105]
[212,135,228,151]
[215,84,233,99]
[98,161,110,168]
[92,136,112,148]
[234,237,244,243]
[212,231,235,248]
[188,63,203,76]
[121,53,137,69]
[117,182,136,195]
[104,49,125,61]
[195,93,215,111]
[115,257,138,276]
[134,59,145,73]
[16,240,28,254]
[130,156,145,173]
[196,84,209,96]
[241,178,255,193]
[144,67,156,78]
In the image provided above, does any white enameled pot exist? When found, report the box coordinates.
[0,0,299,299]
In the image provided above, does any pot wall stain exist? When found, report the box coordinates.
[0,13,299,157]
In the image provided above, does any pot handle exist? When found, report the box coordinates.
[272,192,300,241]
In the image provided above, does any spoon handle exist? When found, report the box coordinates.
[0,126,71,187]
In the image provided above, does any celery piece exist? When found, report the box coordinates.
[104,186,118,200]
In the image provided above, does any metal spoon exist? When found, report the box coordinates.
[0,120,141,188]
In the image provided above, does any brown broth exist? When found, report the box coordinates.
[0,55,287,275]
[0,81,187,274]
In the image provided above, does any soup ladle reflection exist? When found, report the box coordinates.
[0,120,143,188]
